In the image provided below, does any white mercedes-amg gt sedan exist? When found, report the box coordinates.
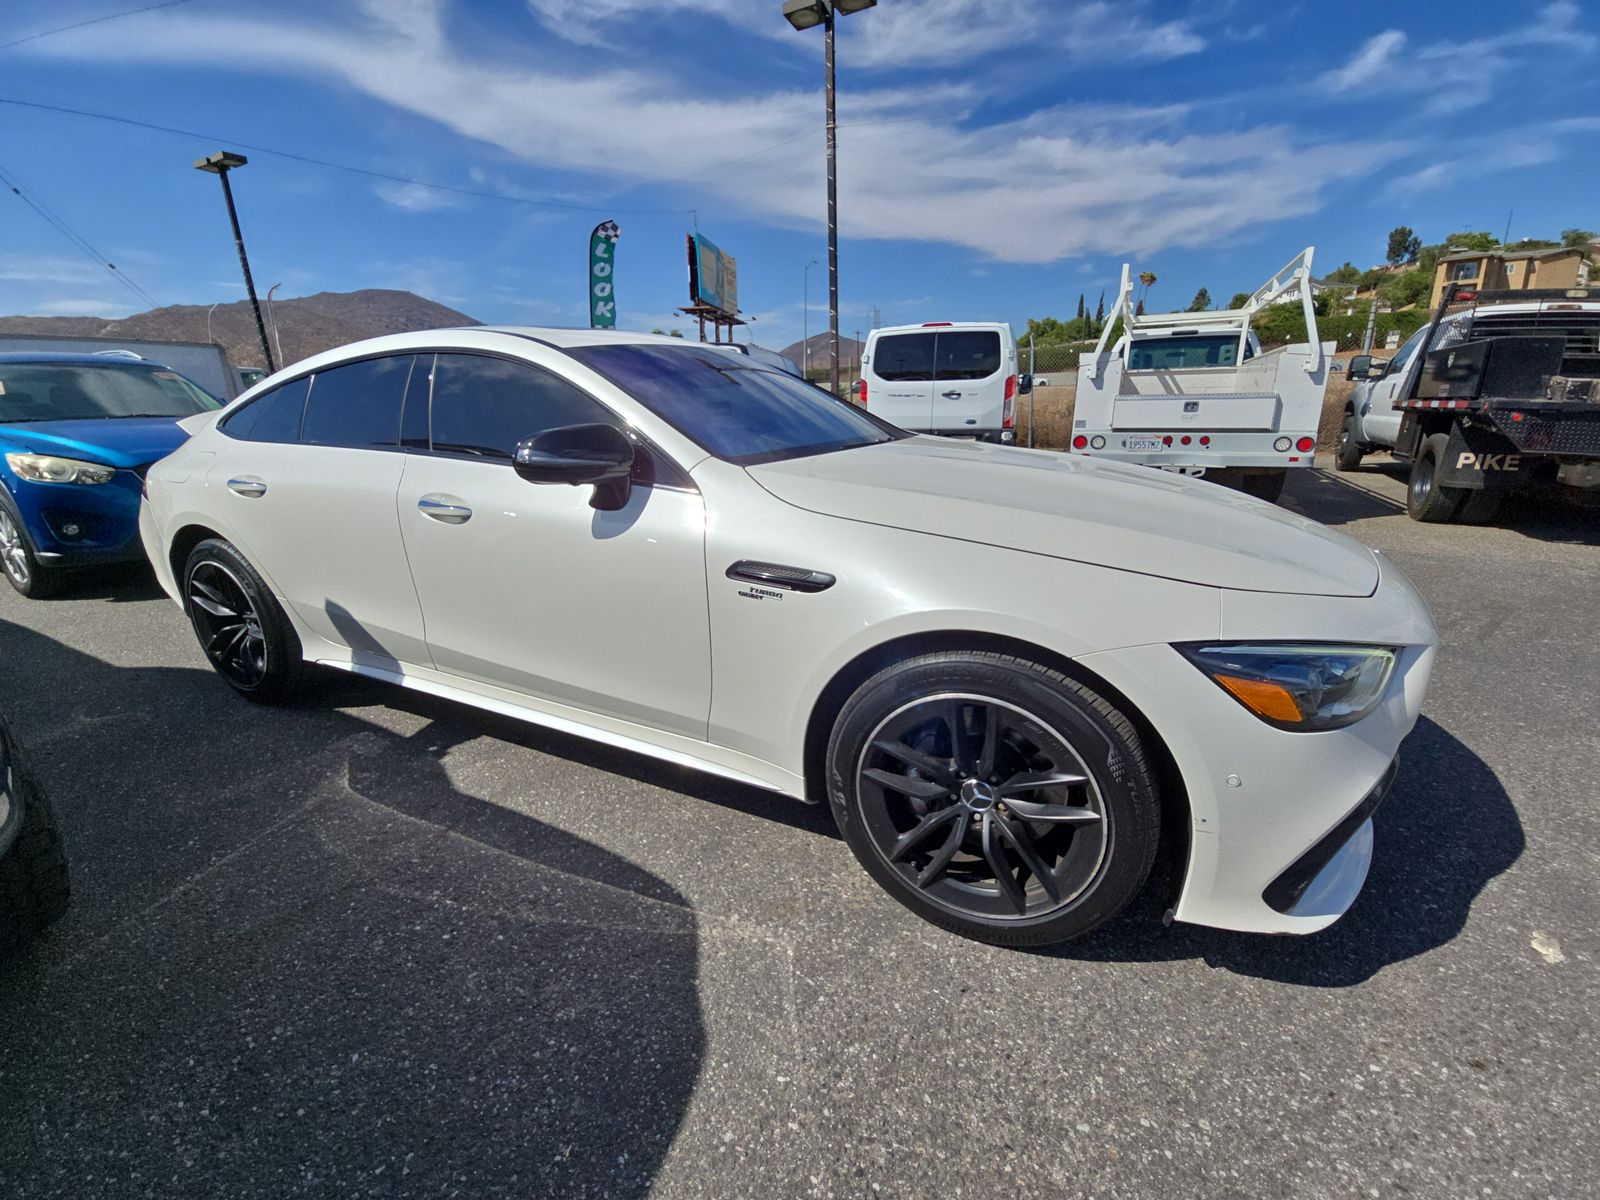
[141,328,1437,947]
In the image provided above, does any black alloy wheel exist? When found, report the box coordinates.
[828,652,1160,947]
[182,538,302,702]
[187,560,268,688]
[855,694,1109,921]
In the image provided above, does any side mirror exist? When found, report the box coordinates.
[514,423,635,511]
[1017,373,1033,395]
[1347,355,1372,380]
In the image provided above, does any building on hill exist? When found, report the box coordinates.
[1429,246,1591,307]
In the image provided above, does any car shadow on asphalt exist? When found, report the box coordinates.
[1052,716,1524,987]
[1293,463,1600,545]
[0,621,706,1198]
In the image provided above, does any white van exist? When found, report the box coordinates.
[859,322,1019,442]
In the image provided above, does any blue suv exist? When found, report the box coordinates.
[0,353,222,598]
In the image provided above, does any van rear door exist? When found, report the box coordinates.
[863,331,935,430]
[932,328,1005,434]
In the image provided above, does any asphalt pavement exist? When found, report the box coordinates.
[1,462,1596,1199]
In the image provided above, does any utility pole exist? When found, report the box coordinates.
[1362,297,1379,353]
[194,151,274,374]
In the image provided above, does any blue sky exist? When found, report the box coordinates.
[1,0,1597,350]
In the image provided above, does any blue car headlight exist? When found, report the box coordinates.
[5,453,116,486]
[1176,643,1398,731]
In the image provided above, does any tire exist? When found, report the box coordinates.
[0,726,71,955]
[0,499,61,599]
[182,538,303,703]
[825,651,1161,948]
[1334,414,1365,472]
[1239,469,1287,504]
[1407,432,1464,523]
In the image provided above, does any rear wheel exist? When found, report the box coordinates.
[0,503,60,599]
[1334,414,1365,472]
[183,538,303,703]
[826,651,1160,947]
[1407,432,1464,522]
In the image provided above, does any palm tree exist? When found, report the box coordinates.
[1137,271,1157,310]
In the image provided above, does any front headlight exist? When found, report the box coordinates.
[5,453,116,486]
[1176,643,1398,731]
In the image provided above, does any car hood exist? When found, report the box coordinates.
[0,417,191,469]
[747,437,1380,597]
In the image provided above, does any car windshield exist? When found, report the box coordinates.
[0,362,221,423]
[1127,335,1251,370]
[567,343,905,465]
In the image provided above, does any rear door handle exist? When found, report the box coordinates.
[941,390,963,399]
[417,494,472,524]
[226,476,267,498]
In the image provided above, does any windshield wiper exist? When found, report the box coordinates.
[111,412,185,419]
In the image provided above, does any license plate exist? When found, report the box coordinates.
[1125,437,1165,451]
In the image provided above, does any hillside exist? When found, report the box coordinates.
[0,289,479,370]
[779,331,865,371]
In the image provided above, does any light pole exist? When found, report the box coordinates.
[194,150,275,373]
[803,257,819,378]
[783,0,876,395]
[265,282,284,366]
[205,301,219,345]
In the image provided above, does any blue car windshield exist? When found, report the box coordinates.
[567,343,904,465]
[0,363,221,423]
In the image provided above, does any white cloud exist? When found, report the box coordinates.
[1318,30,1406,92]
[524,0,774,48]
[0,255,105,284]
[375,180,460,212]
[35,298,134,317]
[22,0,1385,262]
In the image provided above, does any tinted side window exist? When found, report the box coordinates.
[222,376,309,443]
[871,333,935,381]
[934,331,1002,380]
[301,355,412,449]
[429,354,612,459]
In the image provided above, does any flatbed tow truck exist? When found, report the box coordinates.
[1340,283,1600,522]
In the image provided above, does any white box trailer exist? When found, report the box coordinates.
[1070,247,1334,503]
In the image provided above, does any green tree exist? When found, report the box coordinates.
[668,329,684,338]
[1094,291,1105,326]
[1507,238,1559,251]
[1377,269,1431,309]
[1415,243,1443,275]
[1445,230,1498,252]
[1076,294,1086,324]
[1134,298,1145,316]
[1324,262,1362,285]
[1187,287,1212,311]
[1227,292,1251,309]
[1386,225,1421,264]
[1562,228,1597,249]
[1137,271,1156,308]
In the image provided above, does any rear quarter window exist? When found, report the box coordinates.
[934,331,1002,380]
[221,376,310,443]
[870,333,935,381]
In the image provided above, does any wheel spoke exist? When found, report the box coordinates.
[980,813,1027,914]
[916,811,970,888]
[975,703,1002,779]
[996,771,1088,798]
[995,815,1062,903]
[888,806,962,863]
[205,621,245,658]
[1003,798,1103,826]
[870,740,956,789]
[862,767,950,802]
[943,700,974,772]
[189,577,240,618]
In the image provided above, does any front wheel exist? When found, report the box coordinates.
[0,503,60,599]
[826,652,1160,947]
[183,538,303,703]
[1335,414,1365,472]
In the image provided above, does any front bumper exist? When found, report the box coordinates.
[1077,554,1438,935]
[9,470,149,568]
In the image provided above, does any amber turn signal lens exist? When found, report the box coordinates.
[1214,674,1305,724]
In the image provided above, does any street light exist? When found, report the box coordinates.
[265,282,285,366]
[205,301,219,345]
[803,258,819,378]
[194,150,275,374]
[782,0,876,395]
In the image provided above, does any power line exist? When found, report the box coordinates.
[0,0,201,52]
[0,97,701,216]
[0,158,163,309]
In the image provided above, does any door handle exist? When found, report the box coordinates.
[226,476,267,498]
[941,390,962,399]
[417,494,472,524]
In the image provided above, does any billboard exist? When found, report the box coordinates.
[687,234,739,316]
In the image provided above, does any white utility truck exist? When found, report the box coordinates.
[1070,248,1334,503]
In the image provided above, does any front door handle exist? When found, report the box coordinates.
[226,476,267,498]
[417,494,472,524]
[941,390,963,399]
